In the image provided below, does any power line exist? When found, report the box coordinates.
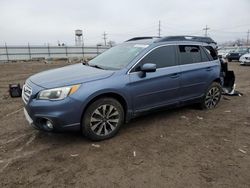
[203,25,210,37]
[188,30,203,35]
[211,29,246,34]
[103,32,107,46]
[214,24,250,31]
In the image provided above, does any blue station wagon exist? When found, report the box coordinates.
[22,36,222,140]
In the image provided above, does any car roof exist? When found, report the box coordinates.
[125,35,217,48]
[156,35,216,44]
[125,39,213,48]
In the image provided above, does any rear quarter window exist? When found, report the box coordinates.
[204,46,218,60]
[201,47,213,62]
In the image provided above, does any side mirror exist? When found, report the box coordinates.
[139,63,156,77]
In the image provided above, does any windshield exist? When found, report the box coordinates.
[234,48,248,53]
[239,48,247,53]
[88,43,148,70]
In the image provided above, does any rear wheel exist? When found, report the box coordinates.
[82,98,124,141]
[227,58,232,62]
[201,82,222,110]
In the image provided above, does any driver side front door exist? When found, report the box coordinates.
[127,45,180,113]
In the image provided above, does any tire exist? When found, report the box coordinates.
[82,97,124,141]
[200,82,222,110]
[228,58,232,62]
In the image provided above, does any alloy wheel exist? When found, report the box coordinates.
[205,87,221,109]
[90,104,120,136]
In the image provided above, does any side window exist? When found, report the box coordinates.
[178,45,202,64]
[139,46,176,69]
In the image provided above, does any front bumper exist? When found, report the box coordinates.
[227,56,240,60]
[23,108,38,130]
[23,97,82,132]
[22,80,83,132]
[240,59,250,65]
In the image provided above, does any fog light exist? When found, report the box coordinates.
[45,120,54,130]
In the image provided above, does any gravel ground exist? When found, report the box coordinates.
[0,61,249,188]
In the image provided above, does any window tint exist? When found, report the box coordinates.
[178,45,202,65]
[139,46,176,69]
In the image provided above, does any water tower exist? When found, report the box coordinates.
[75,29,83,46]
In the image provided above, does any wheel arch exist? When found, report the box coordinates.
[81,92,129,125]
[213,78,222,85]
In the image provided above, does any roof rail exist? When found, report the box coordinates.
[155,35,217,45]
[126,36,161,42]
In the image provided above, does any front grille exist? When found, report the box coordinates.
[22,84,32,104]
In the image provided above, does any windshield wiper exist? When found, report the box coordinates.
[89,64,104,70]
[81,59,89,66]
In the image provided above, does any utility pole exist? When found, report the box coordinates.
[103,32,107,46]
[203,25,210,37]
[158,20,161,37]
[247,29,250,45]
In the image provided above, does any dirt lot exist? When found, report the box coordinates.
[0,61,249,188]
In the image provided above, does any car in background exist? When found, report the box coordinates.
[239,53,250,65]
[226,47,250,62]
[218,47,235,59]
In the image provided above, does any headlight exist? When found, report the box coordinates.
[37,84,80,100]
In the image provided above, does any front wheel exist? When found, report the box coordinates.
[82,98,124,141]
[201,82,222,110]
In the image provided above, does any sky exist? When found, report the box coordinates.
[0,0,250,45]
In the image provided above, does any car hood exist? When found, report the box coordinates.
[29,63,115,88]
[242,53,250,58]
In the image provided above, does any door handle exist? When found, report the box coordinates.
[170,73,179,78]
[206,67,213,71]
